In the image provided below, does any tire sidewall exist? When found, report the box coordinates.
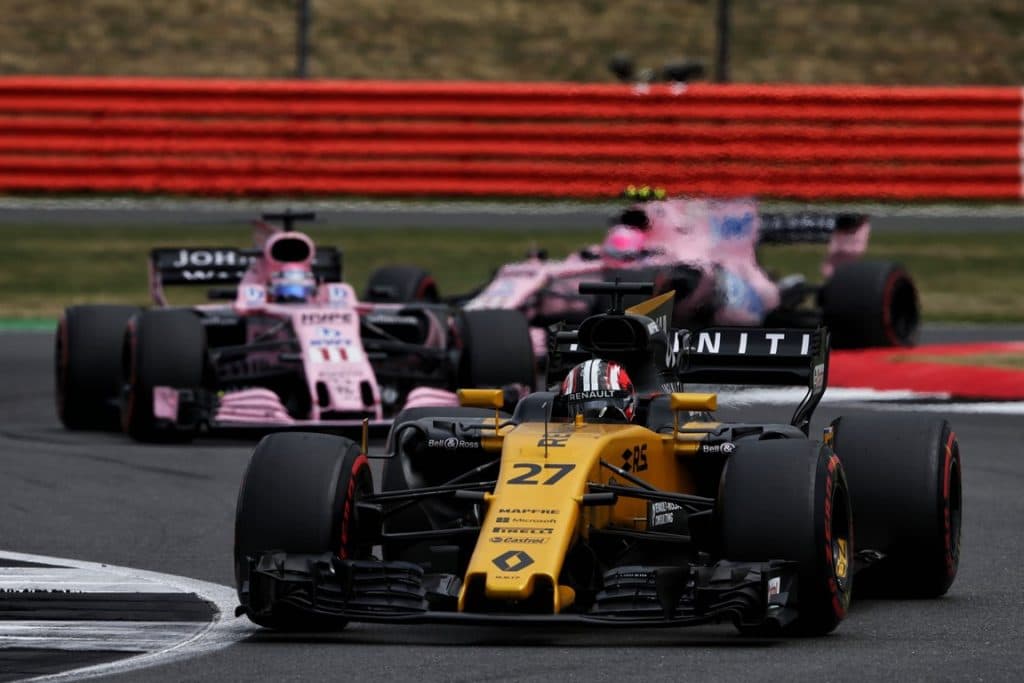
[937,431,962,591]
[719,440,852,635]
[831,414,961,597]
[56,304,139,430]
[55,313,72,425]
[457,309,535,390]
[823,260,918,348]
[121,309,205,440]
[812,449,853,628]
[234,433,371,590]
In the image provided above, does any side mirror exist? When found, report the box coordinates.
[458,389,505,409]
[458,388,505,432]
[670,393,717,412]
[671,392,717,436]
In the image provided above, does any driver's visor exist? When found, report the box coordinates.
[565,389,634,418]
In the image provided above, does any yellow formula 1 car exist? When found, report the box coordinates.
[234,282,961,636]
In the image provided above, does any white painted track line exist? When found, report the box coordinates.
[713,386,950,406]
[0,567,183,593]
[700,385,1024,414]
[0,621,204,652]
[0,550,253,682]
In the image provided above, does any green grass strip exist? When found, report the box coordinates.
[0,223,1021,323]
[0,318,56,331]
[891,352,1024,371]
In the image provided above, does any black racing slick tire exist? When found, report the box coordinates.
[234,432,372,630]
[364,265,439,303]
[821,260,919,348]
[457,309,536,390]
[120,309,206,442]
[719,439,853,636]
[830,414,962,598]
[55,304,140,431]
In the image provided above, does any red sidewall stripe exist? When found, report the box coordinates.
[942,431,960,579]
[338,453,369,560]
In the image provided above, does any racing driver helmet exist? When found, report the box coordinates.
[269,264,316,303]
[560,359,637,423]
[601,226,647,267]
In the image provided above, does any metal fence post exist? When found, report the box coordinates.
[296,0,311,78]
[715,0,730,83]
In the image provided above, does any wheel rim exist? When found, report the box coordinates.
[828,464,853,611]
[832,536,850,593]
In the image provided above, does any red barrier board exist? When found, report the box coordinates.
[0,76,1020,199]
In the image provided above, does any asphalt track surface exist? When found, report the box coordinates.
[2,329,1024,681]
[0,197,1021,231]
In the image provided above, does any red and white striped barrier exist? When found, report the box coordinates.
[1,77,1021,199]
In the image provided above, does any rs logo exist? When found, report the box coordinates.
[621,443,648,472]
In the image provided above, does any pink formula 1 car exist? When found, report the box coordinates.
[376,196,916,357]
[55,212,535,442]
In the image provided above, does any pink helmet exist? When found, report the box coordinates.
[601,226,647,266]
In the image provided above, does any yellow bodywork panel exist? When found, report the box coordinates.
[459,419,707,613]
[624,290,675,317]
[673,421,721,456]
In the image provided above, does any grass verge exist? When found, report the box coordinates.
[2,1,1022,85]
[0,224,1020,323]
[890,352,1024,370]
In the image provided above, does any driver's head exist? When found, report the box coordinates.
[269,264,316,303]
[601,226,647,266]
[560,359,636,422]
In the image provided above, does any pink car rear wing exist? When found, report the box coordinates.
[147,245,343,306]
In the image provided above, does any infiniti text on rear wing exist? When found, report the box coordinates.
[675,326,830,433]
